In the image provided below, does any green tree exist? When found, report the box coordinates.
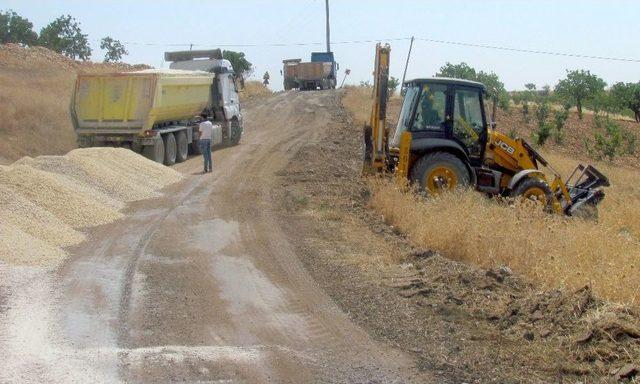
[387,76,400,96]
[554,69,606,120]
[610,82,640,123]
[100,36,128,62]
[222,50,253,77]
[436,62,507,122]
[0,10,38,45]
[436,62,477,80]
[476,71,508,123]
[534,101,552,145]
[39,15,91,60]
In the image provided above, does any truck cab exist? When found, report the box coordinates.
[310,51,338,88]
[167,49,243,146]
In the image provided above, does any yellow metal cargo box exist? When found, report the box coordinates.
[72,69,214,135]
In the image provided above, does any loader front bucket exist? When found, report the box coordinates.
[564,164,609,219]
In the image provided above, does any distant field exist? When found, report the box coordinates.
[344,86,640,305]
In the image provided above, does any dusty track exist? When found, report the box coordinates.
[0,91,432,383]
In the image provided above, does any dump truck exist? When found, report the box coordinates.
[281,52,338,90]
[363,44,609,218]
[71,49,243,165]
[282,59,301,90]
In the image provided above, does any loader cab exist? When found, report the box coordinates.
[392,78,489,166]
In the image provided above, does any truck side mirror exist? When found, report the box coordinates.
[337,63,340,70]
[280,70,283,75]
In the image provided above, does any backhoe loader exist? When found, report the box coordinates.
[363,44,609,217]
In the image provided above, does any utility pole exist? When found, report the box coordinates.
[401,36,415,92]
[325,0,331,53]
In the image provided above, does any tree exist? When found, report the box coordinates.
[387,76,400,96]
[436,62,507,122]
[476,71,508,122]
[436,62,477,80]
[554,69,606,120]
[222,50,253,77]
[99,36,128,62]
[38,15,91,60]
[0,10,38,45]
[610,82,640,123]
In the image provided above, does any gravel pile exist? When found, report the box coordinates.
[0,148,182,266]
[0,185,85,248]
[0,220,68,266]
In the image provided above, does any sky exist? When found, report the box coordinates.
[4,0,640,91]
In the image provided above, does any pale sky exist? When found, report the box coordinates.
[4,1,640,91]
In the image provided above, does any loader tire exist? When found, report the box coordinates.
[411,152,470,195]
[511,177,553,210]
[163,133,177,166]
[175,131,188,163]
[143,135,165,164]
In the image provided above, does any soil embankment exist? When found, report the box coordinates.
[0,44,148,164]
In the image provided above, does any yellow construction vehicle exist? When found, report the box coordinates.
[363,44,609,217]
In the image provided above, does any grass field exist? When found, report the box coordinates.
[344,86,640,305]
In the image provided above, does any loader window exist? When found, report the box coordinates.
[391,85,419,147]
[413,84,447,132]
[453,88,484,158]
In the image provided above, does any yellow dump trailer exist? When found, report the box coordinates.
[73,69,213,133]
[71,64,243,165]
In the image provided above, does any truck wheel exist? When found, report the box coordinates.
[510,177,553,210]
[163,133,177,166]
[190,139,201,155]
[228,119,242,146]
[411,152,470,195]
[175,131,188,163]
[142,135,165,164]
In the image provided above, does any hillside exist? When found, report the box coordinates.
[0,44,148,164]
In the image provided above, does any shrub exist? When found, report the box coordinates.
[536,122,553,146]
[592,117,635,160]
[553,108,569,144]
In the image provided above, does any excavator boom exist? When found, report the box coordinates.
[363,44,391,174]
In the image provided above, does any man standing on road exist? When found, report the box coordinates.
[198,113,213,173]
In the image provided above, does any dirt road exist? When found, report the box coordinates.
[0,91,432,383]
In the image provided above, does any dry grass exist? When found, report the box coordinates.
[0,67,77,163]
[240,80,272,102]
[342,86,373,123]
[342,86,640,305]
[0,44,149,164]
[368,179,640,305]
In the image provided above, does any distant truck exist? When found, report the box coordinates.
[71,49,243,165]
[282,52,338,91]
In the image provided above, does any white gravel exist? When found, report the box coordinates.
[0,148,183,267]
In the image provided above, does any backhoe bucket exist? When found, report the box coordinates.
[564,164,609,218]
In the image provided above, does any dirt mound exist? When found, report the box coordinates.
[0,148,182,267]
[0,43,149,73]
[0,44,150,164]
[500,285,640,375]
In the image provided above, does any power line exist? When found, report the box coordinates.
[100,36,640,63]
[116,37,410,48]
[414,37,640,63]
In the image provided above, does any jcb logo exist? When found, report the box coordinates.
[496,140,515,155]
